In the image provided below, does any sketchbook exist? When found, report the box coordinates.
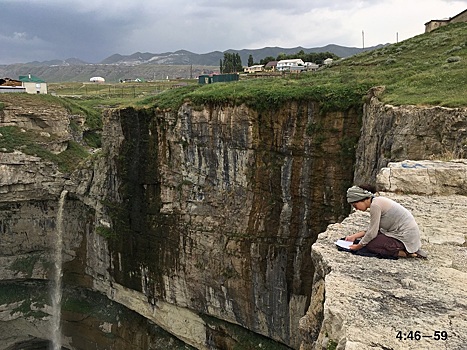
[335,239,353,250]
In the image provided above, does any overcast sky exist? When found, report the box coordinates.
[1,0,466,64]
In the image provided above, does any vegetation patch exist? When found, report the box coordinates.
[59,97,103,130]
[62,296,121,322]
[136,84,200,110]
[96,225,115,239]
[83,129,102,148]
[200,314,291,350]
[0,126,88,172]
[9,255,38,277]
[327,339,338,350]
[0,281,49,319]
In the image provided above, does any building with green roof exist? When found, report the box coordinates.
[18,74,48,94]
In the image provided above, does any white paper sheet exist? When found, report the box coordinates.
[335,239,353,249]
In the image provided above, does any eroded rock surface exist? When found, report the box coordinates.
[376,159,467,196]
[355,87,467,184]
[0,94,72,153]
[299,161,467,350]
[2,90,467,350]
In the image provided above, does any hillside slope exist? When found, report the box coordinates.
[148,22,466,110]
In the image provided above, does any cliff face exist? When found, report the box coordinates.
[1,91,466,349]
[297,90,467,350]
[81,101,360,349]
[0,98,197,349]
[355,87,467,184]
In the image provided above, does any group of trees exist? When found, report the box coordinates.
[220,53,243,74]
[219,50,340,72]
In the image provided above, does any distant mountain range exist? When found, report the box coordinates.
[0,44,384,82]
[96,44,383,66]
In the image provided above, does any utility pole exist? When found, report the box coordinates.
[362,30,365,49]
[396,32,399,43]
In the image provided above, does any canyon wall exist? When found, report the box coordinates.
[0,91,466,349]
[0,98,188,350]
[76,101,360,349]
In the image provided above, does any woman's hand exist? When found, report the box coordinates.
[345,231,365,241]
[348,243,363,250]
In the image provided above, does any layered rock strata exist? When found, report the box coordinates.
[355,87,467,184]
[76,102,360,349]
[0,94,72,153]
[1,90,466,349]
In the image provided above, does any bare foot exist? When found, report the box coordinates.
[398,250,408,257]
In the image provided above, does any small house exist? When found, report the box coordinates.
[276,59,305,71]
[244,65,264,73]
[425,9,467,33]
[264,61,278,71]
[18,74,47,94]
[304,62,319,71]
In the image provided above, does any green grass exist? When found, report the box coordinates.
[327,23,467,107]
[57,97,103,129]
[140,23,466,111]
[9,255,39,277]
[49,80,196,108]
[136,84,200,110]
[1,23,465,173]
[138,77,370,114]
[0,126,88,172]
[49,80,199,125]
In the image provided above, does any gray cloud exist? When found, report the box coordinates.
[0,0,465,64]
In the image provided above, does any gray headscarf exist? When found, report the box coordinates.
[346,186,373,203]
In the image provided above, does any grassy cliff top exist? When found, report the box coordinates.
[145,22,467,111]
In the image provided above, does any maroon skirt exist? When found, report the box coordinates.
[365,232,405,258]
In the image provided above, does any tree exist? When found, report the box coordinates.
[248,54,254,67]
[276,52,288,61]
[296,50,306,60]
[221,53,243,73]
[220,59,223,74]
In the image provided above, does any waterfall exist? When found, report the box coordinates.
[51,190,67,350]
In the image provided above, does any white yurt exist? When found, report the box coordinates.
[90,76,105,83]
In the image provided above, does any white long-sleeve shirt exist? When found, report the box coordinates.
[360,196,421,253]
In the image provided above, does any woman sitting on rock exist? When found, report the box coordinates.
[345,184,427,259]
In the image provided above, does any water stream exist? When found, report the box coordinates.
[51,190,67,350]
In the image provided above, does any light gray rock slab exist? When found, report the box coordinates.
[300,192,467,350]
[377,159,467,195]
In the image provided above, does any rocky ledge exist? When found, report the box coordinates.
[299,160,467,350]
